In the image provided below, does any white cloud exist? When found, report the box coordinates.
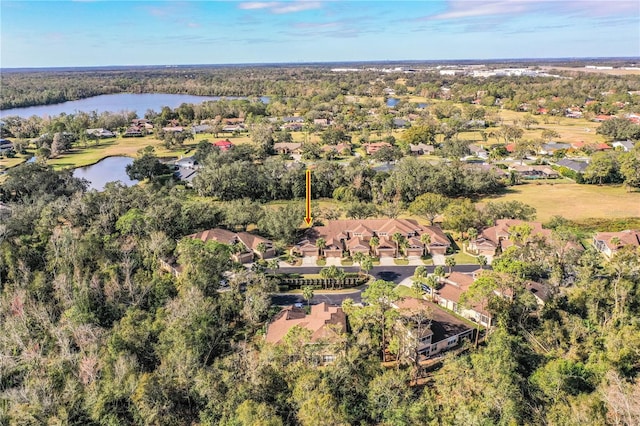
[426,0,639,21]
[238,1,322,14]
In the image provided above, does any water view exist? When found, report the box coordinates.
[1,93,269,118]
[73,156,138,191]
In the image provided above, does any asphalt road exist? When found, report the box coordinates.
[271,264,483,307]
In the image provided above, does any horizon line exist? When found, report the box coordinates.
[2,56,639,71]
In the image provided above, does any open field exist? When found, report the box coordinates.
[479,182,640,222]
[540,66,640,76]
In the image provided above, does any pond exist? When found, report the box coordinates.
[386,98,399,107]
[1,93,270,118]
[73,156,138,191]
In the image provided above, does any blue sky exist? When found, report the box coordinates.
[1,1,639,68]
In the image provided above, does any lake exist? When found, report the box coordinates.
[1,93,269,118]
[73,156,138,191]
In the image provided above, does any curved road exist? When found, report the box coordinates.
[271,264,483,307]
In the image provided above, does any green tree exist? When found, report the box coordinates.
[315,237,326,257]
[258,204,303,244]
[445,256,456,274]
[584,151,619,185]
[392,232,406,257]
[443,198,479,236]
[362,279,399,360]
[176,238,231,296]
[408,193,450,225]
[619,149,640,190]
[126,152,172,182]
[302,285,314,308]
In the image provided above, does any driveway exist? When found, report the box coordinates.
[432,254,446,265]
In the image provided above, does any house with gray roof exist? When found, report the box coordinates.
[612,140,635,151]
[556,158,588,173]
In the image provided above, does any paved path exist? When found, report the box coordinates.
[270,265,484,307]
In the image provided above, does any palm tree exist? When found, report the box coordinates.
[445,256,456,274]
[369,236,379,256]
[476,255,487,270]
[315,238,326,257]
[420,233,431,257]
[334,268,346,289]
[267,258,280,272]
[467,227,478,241]
[302,285,314,309]
[392,232,406,258]
[360,256,373,276]
[320,265,338,290]
[352,252,365,265]
[256,242,267,259]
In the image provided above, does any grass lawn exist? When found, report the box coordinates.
[394,258,410,265]
[479,183,640,222]
[44,136,198,170]
[394,285,415,298]
[451,250,479,265]
[0,155,29,170]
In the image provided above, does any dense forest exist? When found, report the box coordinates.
[0,160,639,425]
[2,63,640,111]
[1,62,640,425]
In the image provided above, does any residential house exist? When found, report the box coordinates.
[364,142,392,155]
[162,126,184,133]
[435,272,494,327]
[175,156,198,169]
[132,119,153,130]
[409,143,435,156]
[392,298,474,361]
[86,128,116,138]
[593,230,640,258]
[281,123,303,131]
[189,228,276,263]
[393,118,409,128]
[467,219,583,260]
[265,303,347,364]
[509,164,559,179]
[525,281,551,307]
[612,140,635,151]
[274,142,303,155]
[282,116,305,124]
[468,144,488,159]
[213,139,234,151]
[463,163,508,178]
[593,114,614,122]
[322,143,351,155]
[555,158,588,173]
[594,143,612,151]
[292,219,450,259]
[313,118,330,127]
[540,143,571,155]
[192,124,213,134]
[0,139,13,153]
[123,127,143,137]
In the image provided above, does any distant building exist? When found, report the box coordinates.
[556,158,588,173]
[593,230,640,258]
[213,139,234,151]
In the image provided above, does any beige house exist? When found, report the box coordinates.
[292,219,450,259]
[435,272,494,327]
[467,219,583,260]
[265,303,347,364]
[189,228,276,263]
[593,230,640,258]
